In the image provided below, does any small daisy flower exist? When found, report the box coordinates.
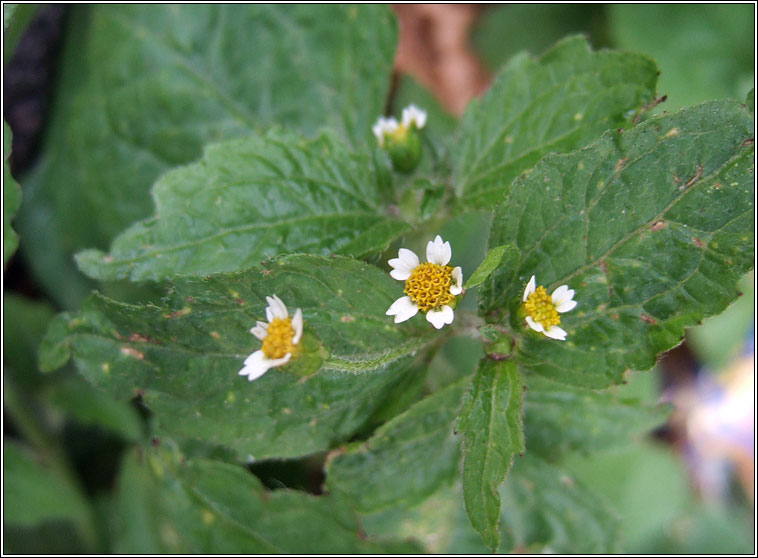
[372,104,427,172]
[522,275,577,341]
[372,104,426,145]
[401,104,427,130]
[238,295,303,381]
[386,235,463,329]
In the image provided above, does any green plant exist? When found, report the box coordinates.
[4,5,754,553]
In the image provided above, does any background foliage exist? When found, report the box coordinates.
[3,4,754,554]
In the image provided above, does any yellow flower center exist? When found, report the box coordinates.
[404,262,455,313]
[261,317,295,360]
[524,286,561,329]
[388,124,409,142]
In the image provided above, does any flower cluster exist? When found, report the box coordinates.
[238,295,303,381]
[371,104,427,146]
[237,108,579,383]
[386,235,463,329]
[372,104,427,172]
[521,275,577,340]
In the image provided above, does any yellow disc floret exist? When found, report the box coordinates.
[261,317,295,359]
[524,286,561,329]
[404,262,455,313]
[388,123,409,142]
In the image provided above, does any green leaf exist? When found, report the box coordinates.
[111,447,422,553]
[483,100,754,387]
[3,4,41,63]
[3,441,93,539]
[360,480,490,554]
[326,377,467,512]
[500,454,619,553]
[464,243,519,289]
[362,453,620,553]
[38,311,74,373]
[609,5,755,112]
[17,4,397,306]
[41,254,436,459]
[457,358,525,551]
[3,293,55,387]
[76,129,409,282]
[2,294,141,439]
[2,2,16,27]
[46,375,144,442]
[355,357,430,429]
[4,121,21,265]
[747,88,754,116]
[454,36,658,209]
[523,374,670,460]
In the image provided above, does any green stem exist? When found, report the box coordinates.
[323,336,435,373]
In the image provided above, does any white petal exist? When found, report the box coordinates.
[397,248,420,268]
[373,116,399,145]
[372,119,385,144]
[386,296,419,323]
[551,285,568,302]
[415,109,427,129]
[250,323,268,340]
[402,104,427,129]
[401,106,414,128]
[555,299,577,313]
[551,285,574,304]
[426,305,454,329]
[525,315,544,333]
[244,349,265,366]
[269,295,289,319]
[426,235,451,265]
[267,353,292,368]
[390,268,412,281]
[388,248,419,280]
[450,266,463,295]
[523,275,536,302]
[239,351,273,381]
[292,308,303,344]
[265,295,287,321]
[239,363,272,381]
[543,326,567,341]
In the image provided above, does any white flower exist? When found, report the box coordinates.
[371,116,399,146]
[522,275,577,340]
[401,104,427,130]
[238,295,303,381]
[372,104,426,147]
[386,235,463,329]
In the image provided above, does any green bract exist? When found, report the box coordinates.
[6,4,754,554]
